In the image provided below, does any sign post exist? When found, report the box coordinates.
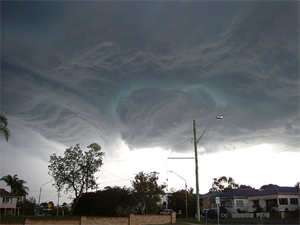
[216,197,220,225]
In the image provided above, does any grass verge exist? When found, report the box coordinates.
[0,216,81,224]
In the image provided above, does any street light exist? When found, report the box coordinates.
[169,171,188,219]
[37,180,53,215]
[193,116,224,221]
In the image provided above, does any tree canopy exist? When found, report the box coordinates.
[73,186,132,216]
[0,114,11,141]
[167,189,196,217]
[48,143,104,215]
[260,184,279,190]
[209,176,239,192]
[131,171,166,214]
[73,172,167,216]
[1,174,29,197]
[209,176,254,192]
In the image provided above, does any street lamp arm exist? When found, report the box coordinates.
[169,171,188,219]
[37,180,53,215]
[196,116,223,145]
[169,171,186,183]
[196,117,214,145]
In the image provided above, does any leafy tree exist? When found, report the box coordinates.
[295,182,300,190]
[209,176,239,192]
[0,114,11,141]
[239,184,254,189]
[188,187,194,194]
[131,171,166,214]
[168,189,196,217]
[74,186,132,216]
[21,197,36,215]
[260,184,278,190]
[48,143,104,215]
[1,174,29,197]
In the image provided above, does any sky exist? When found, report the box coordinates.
[1,1,299,205]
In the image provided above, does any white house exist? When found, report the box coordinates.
[210,189,257,216]
[0,188,20,216]
[247,186,300,213]
[210,186,300,217]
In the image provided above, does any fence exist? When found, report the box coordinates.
[231,213,254,218]
[22,212,176,225]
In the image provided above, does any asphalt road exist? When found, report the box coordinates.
[199,218,300,225]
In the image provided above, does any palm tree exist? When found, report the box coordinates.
[0,174,29,197]
[0,114,11,141]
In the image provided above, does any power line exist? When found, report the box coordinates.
[168,124,193,156]
[101,169,126,180]
[272,143,300,154]
[99,177,134,185]
[104,158,134,163]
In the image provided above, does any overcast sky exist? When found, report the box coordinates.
[1,1,299,205]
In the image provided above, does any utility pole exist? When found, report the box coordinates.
[193,120,201,221]
[193,116,224,222]
[57,190,60,216]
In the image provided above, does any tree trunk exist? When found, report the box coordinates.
[70,197,79,215]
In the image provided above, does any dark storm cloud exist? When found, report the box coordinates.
[1,1,299,157]
[116,87,217,149]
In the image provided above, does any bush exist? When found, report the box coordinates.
[236,208,247,213]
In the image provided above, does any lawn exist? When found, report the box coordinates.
[0,215,81,224]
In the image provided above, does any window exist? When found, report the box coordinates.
[2,197,12,204]
[236,200,243,206]
[266,199,277,207]
[279,198,288,205]
[253,200,260,208]
[290,198,298,205]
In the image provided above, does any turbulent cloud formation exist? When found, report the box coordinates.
[1,1,299,200]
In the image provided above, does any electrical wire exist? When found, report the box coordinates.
[168,124,193,156]
[271,143,300,154]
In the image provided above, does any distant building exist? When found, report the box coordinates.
[247,186,300,213]
[209,186,300,217]
[201,191,223,210]
[0,188,20,216]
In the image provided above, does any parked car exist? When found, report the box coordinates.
[202,209,208,216]
[206,209,226,219]
[160,209,173,215]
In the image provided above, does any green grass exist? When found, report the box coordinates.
[0,216,81,224]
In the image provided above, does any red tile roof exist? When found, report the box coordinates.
[0,188,17,197]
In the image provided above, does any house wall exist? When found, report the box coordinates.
[0,196,18,216]
[221,198,248,214]
[277,194,300,212]
[248,194,300,213]
[234,199,248,212]
[247,198,267,212]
